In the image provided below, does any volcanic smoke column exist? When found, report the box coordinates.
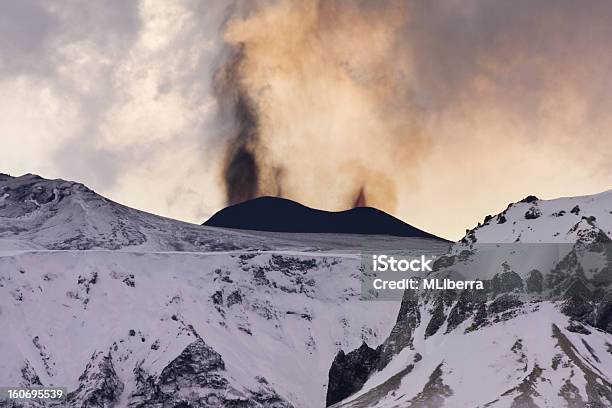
[214,0,428,213]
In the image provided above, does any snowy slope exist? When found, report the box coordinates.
[461,191,612,244]
[0,250,402,407]
[0,173,285,252]
[335,304,612,407]
[0,174,449,407]
[330,189,612,407]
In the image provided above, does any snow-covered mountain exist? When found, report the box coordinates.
[0,173,282,252]
[329,192,612,407]
[4,173,612,407]
[0,174,448,407]
[461,191,612,244]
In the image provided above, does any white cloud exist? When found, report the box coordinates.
[1,0,230,223]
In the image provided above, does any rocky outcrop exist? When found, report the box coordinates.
[326,343,380,407]
[129,338,292,408]
[326,290,422,406]
[67,351,124,408]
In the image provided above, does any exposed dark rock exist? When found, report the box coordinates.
[20,361,42,386]
[67,351,124,408]
[252,267,270,286]
[404,364,453,407]
[524,207,541,220]
[227,290,243,307]
[424,290,457,338]
[566,321,591,335]
[548,251,583,292]
[520,196,539,203]
[491,270,524,295]
[593,301,612,333]
[488,294,523,315]
[123,274,135,287]
[270,255,317,272]
[432,254,457,270]
[561,297,594,320]
[446,289,487,333]
[326,291,422,406]
[558,296,612,334]
[563,278,592,300]
[425,300,446,338]
[326,343,380,407]
[460,228,478,245]
[466,303,488,332]
[211,291,223,305]
[525,270,543,293]
[502,364,543,407]
[376,290,421,369]
[129,338,292,407]
[286,311,312,321]
[157,339,227,391]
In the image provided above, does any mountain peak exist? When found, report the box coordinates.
[204,196,447,240]
[0,175,277,251]
[461,188,612,244]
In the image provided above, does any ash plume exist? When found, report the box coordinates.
[215,0,424,212]
[220,91,259,204]
[215,0,612,236]
[353,187,367,208]
[215,45,260,205]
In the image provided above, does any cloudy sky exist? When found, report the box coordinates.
[1,0,230,222]
[2,0,612,240]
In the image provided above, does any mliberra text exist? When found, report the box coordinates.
[372,278,484,290]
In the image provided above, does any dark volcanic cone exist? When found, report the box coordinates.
[203,196,447,240]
